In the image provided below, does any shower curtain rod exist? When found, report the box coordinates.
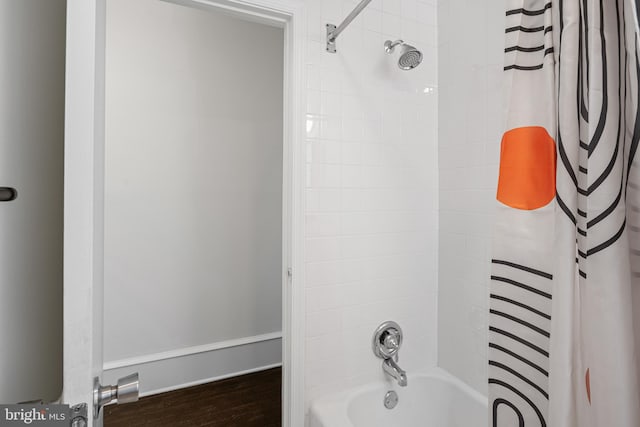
[326,0,373,53]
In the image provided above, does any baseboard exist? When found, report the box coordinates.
[103,332,282,397]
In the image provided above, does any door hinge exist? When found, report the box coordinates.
[69,403,87,427]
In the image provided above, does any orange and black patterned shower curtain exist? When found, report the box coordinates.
[489,0,640,425]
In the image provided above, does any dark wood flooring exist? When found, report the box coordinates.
[104,368,281,427]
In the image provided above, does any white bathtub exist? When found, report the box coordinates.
[309,368,488,427]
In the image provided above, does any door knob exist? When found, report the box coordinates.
[0,187,17,202]
[93,373,139,418]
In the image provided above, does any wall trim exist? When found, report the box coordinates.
[103,331,282,371]
[103,335,282,397]
[137,362,282,398]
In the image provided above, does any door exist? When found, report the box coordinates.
[62,0,107,423]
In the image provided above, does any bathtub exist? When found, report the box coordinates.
[309,367,488,427]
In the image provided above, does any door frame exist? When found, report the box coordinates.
[62,0,306,425]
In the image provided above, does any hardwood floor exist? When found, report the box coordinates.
[104,368,282,427]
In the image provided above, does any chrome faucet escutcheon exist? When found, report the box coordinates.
[372,321,408,387]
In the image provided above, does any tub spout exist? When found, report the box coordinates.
[382,357,407,387]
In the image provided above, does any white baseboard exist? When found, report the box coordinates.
[103,332,282,397]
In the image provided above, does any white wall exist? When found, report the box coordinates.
[302,0,439,412]
[437,0,504,394]
[103,0,284,394]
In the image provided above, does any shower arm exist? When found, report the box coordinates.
[326,0,373,53]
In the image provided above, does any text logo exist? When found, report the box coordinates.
[0,405,69,427]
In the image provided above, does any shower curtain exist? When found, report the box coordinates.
[489,0,640,426]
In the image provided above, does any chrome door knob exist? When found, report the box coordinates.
[116,373,140,404]
[93,373,139,418]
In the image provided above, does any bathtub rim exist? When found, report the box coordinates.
[308,366,488,426]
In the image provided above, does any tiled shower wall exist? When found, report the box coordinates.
[303,0,439,411]
[437,0,504,394]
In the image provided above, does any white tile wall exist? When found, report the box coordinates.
[303,0,439,413]
[436,0,504,395]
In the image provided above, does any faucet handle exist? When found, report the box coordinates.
[372,321,403,359]
[383,332,399,351]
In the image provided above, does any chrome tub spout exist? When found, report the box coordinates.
[383,357,407,387]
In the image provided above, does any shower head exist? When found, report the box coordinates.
[384,40,423,70]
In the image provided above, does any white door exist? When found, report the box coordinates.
[63,0,136,424]
[62,0,108,424]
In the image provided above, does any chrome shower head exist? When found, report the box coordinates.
[398,45,423,70]
[384,40,423,70]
